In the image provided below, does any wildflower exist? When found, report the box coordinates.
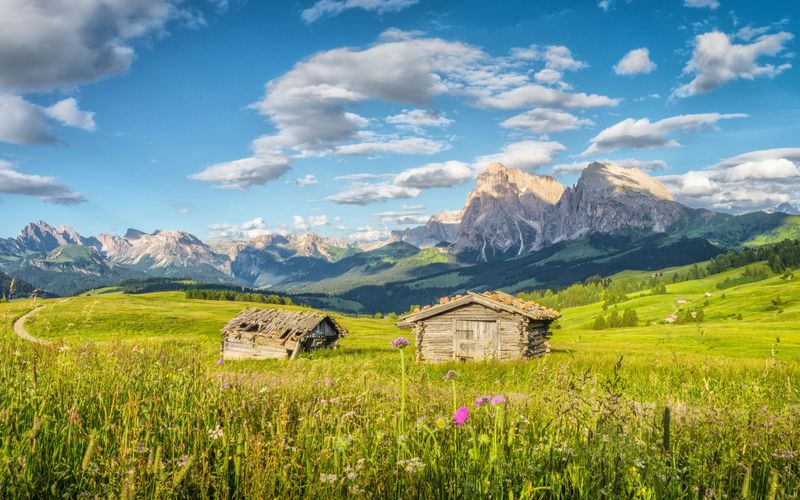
[215,358,224,366]
[341,410,356,419]
[177,455,191,467]
[208,424,224,440]
[443,370,458,381]
[347,472,357,481]
[320,473,338,484]
[479,434,490,444]
[436,417,447,429]
[453,406,469,426]
[490,395,507,405]
[397,457,425,473]
[221,382,231,389]
[324,377,333,386]
[629,466,638,474]
[416,416,425,426]
[390,337,410,348]
[475,396,491,407]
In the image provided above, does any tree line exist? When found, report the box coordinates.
[185,289,294,304]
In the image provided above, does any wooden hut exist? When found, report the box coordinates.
[396,291,560,362]
[221,308,347,360]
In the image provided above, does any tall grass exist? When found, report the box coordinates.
[1,315,798,497]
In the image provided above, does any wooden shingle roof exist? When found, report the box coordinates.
[221,308,347,344]
[397,290,560,328]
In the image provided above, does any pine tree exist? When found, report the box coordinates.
[622,308,639,327]
[592,315,607,330]
[608,310,621,328]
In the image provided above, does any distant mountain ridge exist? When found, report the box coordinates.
[0,162,796,303]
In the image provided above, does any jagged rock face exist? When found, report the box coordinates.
[767,202,800,215]
[392,210,462,248]
[290,233,349,260]
[451,163,565,260]
[16,221,98,252]
[99,230,231,274]
[545,162,689,243]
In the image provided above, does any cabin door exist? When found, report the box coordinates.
[454,320,498,360]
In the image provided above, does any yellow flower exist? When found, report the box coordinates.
[629,466,638,475]
[436,417,446,429]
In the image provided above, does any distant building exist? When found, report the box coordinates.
[221,308,346,360]
[664,314,679,324]
[397,291,560,362]
[676,298,688,304]
[704,292,713,298]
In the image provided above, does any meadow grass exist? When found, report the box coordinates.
[0,269,799,498]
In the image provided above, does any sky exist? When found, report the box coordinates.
[1,0,799,242]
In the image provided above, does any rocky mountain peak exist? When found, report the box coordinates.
[473,162,565,203]
[577,162,674,201]
[430,210,462,225]
[17,220,87,252]
[767,202,800,215]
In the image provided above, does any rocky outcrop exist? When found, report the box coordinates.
[450,163,565,260]
[17,221,99,253]
[392,210,462,248]
[545,162,690,243]
[767,202,800,215]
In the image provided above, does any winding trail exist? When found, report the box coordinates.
[13,306,51,346]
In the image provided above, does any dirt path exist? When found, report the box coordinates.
[13,306,52,346]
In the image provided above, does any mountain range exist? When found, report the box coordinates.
[1,162,797,310]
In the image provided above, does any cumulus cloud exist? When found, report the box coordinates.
[374,210,429,225]
[551,158,668,176]
[0,159,85,205]
[207,217,282,240]
[301,0,418,23]
[501,108,593,133]
[334,137,448,156]
[474,140,566,171]
[295,174,318,186]
[474,84,619,110]
[614,48,656,75]
[393,161,473,189]
[189,154,291,189]
[386,109,453,128]
[658,148,800,212]
[684,0,719,9]
[674,30,793,98]
[326,184,420,205]
[0,94,55,145]
[348,225,391,242]
[582,113,747,155]
[293,214,330,230]
[43,98,97,131]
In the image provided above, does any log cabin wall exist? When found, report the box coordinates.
[415,303,552,361]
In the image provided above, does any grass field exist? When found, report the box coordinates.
[1,263,799,497]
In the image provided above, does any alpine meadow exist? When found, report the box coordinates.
[1,0,800,498]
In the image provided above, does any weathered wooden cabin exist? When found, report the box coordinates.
[221,308,347,360]
[397,291,560,362]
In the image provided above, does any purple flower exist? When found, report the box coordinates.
[453,406,469,426]
[391,337,410,349]
[443,370,458,381]
[416,417,425,426]
[475,396,491,407]
[324,377,333,386]
[221,382,231,389]
[215,358,224,366]
[490,395,507,405]
[177,455,191,467]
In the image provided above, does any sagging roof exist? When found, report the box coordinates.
[397,290,560,328]
[221,308,347,344]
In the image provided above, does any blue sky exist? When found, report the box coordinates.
[1,0,799,241]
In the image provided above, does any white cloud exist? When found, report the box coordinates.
[44,98,96,131]
[533,69,562,85]
[374,210,429,225]
[501,108,594,133]
[474,140,566,171]
[326,184,420,205]
[301,0,418,23]
[658,148,800,211]
[551,158,668,176]
[582,113,747,155]
[348,225,391,242]
[674,30,793,98]
[0,159,85,205]
[614,48,656,75]
[207,217,282,240]
[295,174,318,186]
[334,137,448,156]
[293,214,330,230]
[684,0,719,9]
[542,45,587,71]
[393,161,473,188]
[189,154,291,189]
[0,93,55,145]
[386,108,453,128]
[474,84,619,110]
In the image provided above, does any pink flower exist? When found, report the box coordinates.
[475,396,491,407]
[443,370,458,381]
[324,377,333,386]
[490,395,507,405]
[391,337,411,348]
[453,406,469,426]
[215,358,224,366]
